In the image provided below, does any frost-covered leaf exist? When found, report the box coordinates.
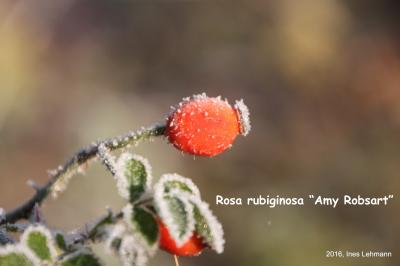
[21,225,57,262]
[123,205,158,251]
[116,153,152,202]
[157,174,200,197]
[189,196,225,253]
[119,235,148,266]
[60,249,102,266]
[154,184,194,246]
[0,245,39,266]
[105,224,126,253]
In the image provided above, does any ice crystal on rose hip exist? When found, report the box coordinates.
[166,93,251,156]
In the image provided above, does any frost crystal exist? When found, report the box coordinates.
[106,223,126,253]
[156,173,201,197]
[119,235,148,266]
[234,99,251,136]
[97,143,117,175]
[50,170,74,198]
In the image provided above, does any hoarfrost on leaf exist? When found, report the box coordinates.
[119,235,148,266]
[156,174,200,198]
[122,204,158,253]
[115,153,152,202]
[154,180,195,247]
[189,196,225,254]
[0,244,41,266]
[105,223,126,254]
[20,224,58,262]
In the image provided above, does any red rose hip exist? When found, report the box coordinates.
[158,220,206,256]
[166,94,250,156]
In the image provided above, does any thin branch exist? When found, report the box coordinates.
[1,123,166,226]
[70,210,123,246]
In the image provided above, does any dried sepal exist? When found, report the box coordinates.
[116,153,152,202]
[20,224,57,262]
[234,99,251,136]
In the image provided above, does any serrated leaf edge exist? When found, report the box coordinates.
[154,183,195,247]
[157,173,201,197]
[188,196,225,254]
[20,224,58,261]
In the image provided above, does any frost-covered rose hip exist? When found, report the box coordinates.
[166,94,250,156]
[158,220,206,256]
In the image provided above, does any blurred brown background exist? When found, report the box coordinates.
[0,0,399,265]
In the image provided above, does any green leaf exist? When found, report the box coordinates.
[0,252,35,266]
[22,225,56,262]
[193,205,212,244]
[116,153,152,202]
[159,174,200,197]
[61,250,102,266]
[125,159,147,202]
[191,198,225,254]
[154,194,194,246]
[165,196,189,238]
[55,232,67,251]
[124,205,158,248]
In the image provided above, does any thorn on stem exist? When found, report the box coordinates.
[27,179,40,191]
[29,203,45,224]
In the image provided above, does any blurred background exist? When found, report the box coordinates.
[0,0,399,265]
